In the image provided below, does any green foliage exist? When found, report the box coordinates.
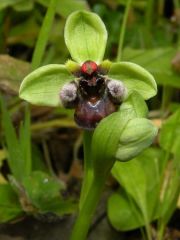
[122,48,180,88]
[158,109,180,227]
[0,55,30,93]
[108,147,165,231]
[0,0,23,10]
[1,98,31,182]
[64,11,107,64]
[37,0,89,18]
[0,0,88,16]
[22,171,76,215]
[160,109,180,156]
[0,97,76,222]
[0,184,23,222]
[2,1,180,239]
[108,108,180,238]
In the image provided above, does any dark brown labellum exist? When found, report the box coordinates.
[74,94,118,129]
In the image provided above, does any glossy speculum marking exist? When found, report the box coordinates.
[60,60,125,130]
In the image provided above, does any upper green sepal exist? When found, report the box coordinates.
[64,10,107,64]
[109,62,157,100]
[19,64,72,107]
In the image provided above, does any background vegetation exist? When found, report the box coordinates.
[0,0,180,240]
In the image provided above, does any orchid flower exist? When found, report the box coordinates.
[19,11,157,130]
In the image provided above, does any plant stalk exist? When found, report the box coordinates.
[117,0,132,61]
[31,0,58,70]
[145,0,155,33]
[157,221,165,240]
[70,178,104,240]
[79,130,94,209]
[161,86,173,118]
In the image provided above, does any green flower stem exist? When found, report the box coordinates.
[144,222,153,240]
[157,221,165,240]
[31,0,58,70]
[174,0,180,8]
[79,130,94,209]
[143,0,155,48]
[70,177,105,240]
[158,0,165,16]
[117,0,132,61]
[145,0,155,33]
[161,86,173,117]
[0,11,5,52]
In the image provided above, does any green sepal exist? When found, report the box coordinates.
[19,64,72,107]
[64,11,107,64]
[109,62,157,100]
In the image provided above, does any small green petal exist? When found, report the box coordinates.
[109,62,157,100]
[19,64,72,107]
[64,10,107,64]
[65,60,80,74]
[100,59,112,73]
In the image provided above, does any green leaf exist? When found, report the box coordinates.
[159,157,180,225]
[116,118,158,161]
[122,47,180,88]
[108,190,144,231]
[0,55,30,93]
[13,0,34,11]
[19,64,72,107]
[8,17,40,47]
[108,147,165,231]
[31,144,47,172]
[112,160,147,215]
[22,171,76,215]
[136,148,166,219]
[159,109,180,157]
[23,171,63,208]
[109,62,157,100]
[19,106,32,177]
[0,97,25,182]
[0,149,6,168]
[64,11,107,64]
[0,184,23,222]
[1,98,32,181]
[0,0,22,10]
[37,0,89,18]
